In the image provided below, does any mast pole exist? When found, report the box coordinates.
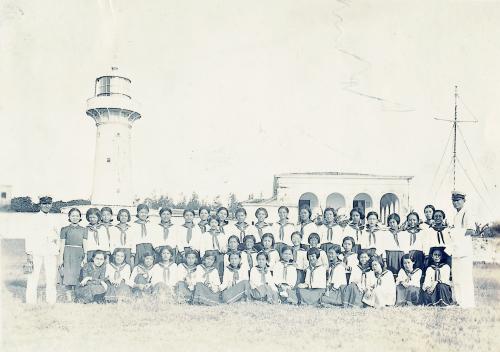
[453,85,458,191]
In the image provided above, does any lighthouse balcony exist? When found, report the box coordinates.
[86,93,140,114]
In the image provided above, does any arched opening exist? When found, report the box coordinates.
[379,193,400,224]
[353,193,373,215]
[298,192,319,214]
[326,193,346,210]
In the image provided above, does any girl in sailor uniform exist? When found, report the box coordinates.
[153,207,178,264]
[231,207,257,247]
[85,208,110,263]
[99,207,114,261]
[130,204,156,267]
[192,251,222,306]
[290,231,308,284]
[423,210,452,268]
[151,246,178,302]
[338,236,358,283]
[260,233,280,271]
[320,246,347,307]
[273,246,299,304]
[110,209,134,266]
[59,208,87,302]
[216,207,232,237]
[362,255,396,308]
[319,208,344,254]
[297,248,327,306]
[395,254,422,306]
[342,250,372,308]
[359,211,388,259]
[423,204,436,227]
[249,251,279,304]
[422,248,453,306]
[197,206,211,234]
[75,250,108,304]
[224,235,249,272]
[220,251,251,304]
[272,206,296,255]
[175,250,198,304]
[129,252,155,298]
[385,213,405,276]
[343,207,365,254]
[104,249,132,303]
[241,235,258,274]
[307,233,328,267]
[175,209,202,264]
[252,207,273,249]
[400,212,425,270]
[200,217,228,280]
[297,205,319,246]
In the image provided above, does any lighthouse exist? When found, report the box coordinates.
[86,67,141,206]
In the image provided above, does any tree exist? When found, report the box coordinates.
[10,197,38,212]
[186,192,201,210]
[228,193,241,216]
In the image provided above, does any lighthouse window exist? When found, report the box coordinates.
[116,132,120,137]
[106,157,111,163]
[98,77,111,96]
[1,192,6,199]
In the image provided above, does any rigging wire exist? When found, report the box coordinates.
[456,157,493,216]
[433,157,454,200]
[457,95,479,123]
[429,125,454,192]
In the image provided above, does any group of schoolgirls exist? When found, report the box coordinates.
[57,203,454,307]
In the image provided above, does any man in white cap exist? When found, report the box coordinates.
[450,190,476,308]
[25,196,60,304]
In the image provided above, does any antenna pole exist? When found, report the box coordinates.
[452,85,458,191]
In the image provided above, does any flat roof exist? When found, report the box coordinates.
[275,172,413,180]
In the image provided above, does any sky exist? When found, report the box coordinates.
[1,0,499,220]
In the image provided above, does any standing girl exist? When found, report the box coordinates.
[319,208,344,254]
[297,248,327,306]
[260,233,280,270]
[241,235,258,273]
[110,209,134,266]
[422,248,453,306]
[200,217,228,279]
[99,207,114,259]
[385,213,405,276]
[75,250,107,304]
[129,252,155,297]
[220,251,251,304]
[272,206,295,254]
[175,249,198,304]
[104,249,132,303]
[423,205,436,227]
[130,204,155,267]
[151,246,178,301]
[252,208,273,246]
[232,208,256,245]
[290,231,308,284]
[360,211,386,258]
[342,250,372,308]
[423,210,452,267]
[362,255,396,308]
[59,208,88,302]
[273,246,299,304]
[320,246,347,307]
[400,212,425,270]
[395,254,422,306]
[197,206,211,234]
[339,236,358,283]
[216,207,231,236]
[192,251,221,306]
[249,252,278,304]
[154,207,178,263]
[85,208,110,263]
[343,207,365,253]
[297,205,318,245]
[175,209,202,263]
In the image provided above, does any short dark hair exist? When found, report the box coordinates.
[342,236,355,246]
[407,211,420,223]
[68,208,82,222]
[255,207,268,218]
[183,209,195,217]
[366,211,379,220]
[306,247,321,259]
[117,208,131,222]
[100,207,113,215]
[159,207,172,216]
[86,207,101,222]
[299,205,312,219]
[256,251,269,262]
[261,233,275,247]
[136,203,149,214]
[350,207,365,220]
[235,207,247,217]
[387,213,401,224]
[307,232,320,244]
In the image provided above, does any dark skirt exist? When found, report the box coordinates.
[386,250,404,276]
[62,246,84,286]
[342,283,363,308]
[296,270,306,285]
[250,285,279,304]
[320,285,346,307]
[297,288,325,306]
[221,281,251,304]
[132,272,153,297]
[135,243,155,266]
[395,284,421,306]
[112,248,132,266]
[422,283,453,306]
[192,282,221,306]
[409,250,425,270]
[105,282,132,302]
[176,281,194,304]
[277,284,298,305]
[75,282,106,304]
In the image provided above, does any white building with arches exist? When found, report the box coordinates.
[242,172,413,224]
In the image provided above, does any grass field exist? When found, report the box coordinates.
[1,239,499,352]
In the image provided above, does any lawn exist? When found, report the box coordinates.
[1,239,499,352]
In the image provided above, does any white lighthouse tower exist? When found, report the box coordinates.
[86,67,141,206]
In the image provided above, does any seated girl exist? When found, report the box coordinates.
[129,252,155,298]
[362,255,396,308]
[273,246,299,304]
[339,236,359,283]
[249,251,279,304]
[343,251,372,308]
[224,236,249,272]
[175,249,198,304]
[307,233,329,267]
[104,249,132,303]
[220,251,251,304]
[395,254,422,306]
[192,251,221,306]
[297,248,327,306]
[150,246,178,302]
[422,248,453,306]
[75,250,108,304]
[260,233,280,271]
[320,246,347,307]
